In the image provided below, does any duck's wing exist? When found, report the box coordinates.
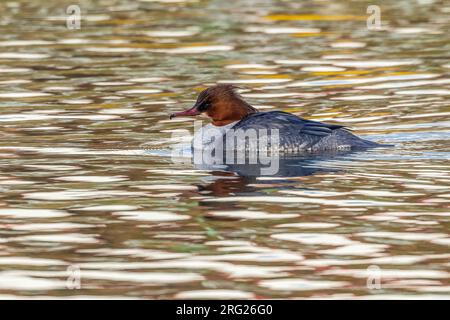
[229,111,384,152]
[232,111,345,137]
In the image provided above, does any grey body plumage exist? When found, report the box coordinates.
[229,111,383,153]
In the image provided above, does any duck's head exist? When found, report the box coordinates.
[170,84,258,126]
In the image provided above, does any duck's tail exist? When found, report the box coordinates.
[334,129,394,150]
[354,138,394,149]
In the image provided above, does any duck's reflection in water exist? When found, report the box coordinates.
[195,152,349,201]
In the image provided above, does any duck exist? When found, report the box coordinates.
[169,84,386,153]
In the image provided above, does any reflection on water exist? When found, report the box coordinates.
[193,151,348,177]
[0,0,449,299]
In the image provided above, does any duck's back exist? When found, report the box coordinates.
[231,111,381,152]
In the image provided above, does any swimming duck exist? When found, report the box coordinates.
[169,84,385,153]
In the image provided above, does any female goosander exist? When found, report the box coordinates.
[170,84,385,153]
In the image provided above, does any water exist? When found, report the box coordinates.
[0,0,449,299]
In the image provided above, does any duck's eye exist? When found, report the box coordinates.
[197,101,210,112]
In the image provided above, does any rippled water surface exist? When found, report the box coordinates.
[0,0,449,299]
